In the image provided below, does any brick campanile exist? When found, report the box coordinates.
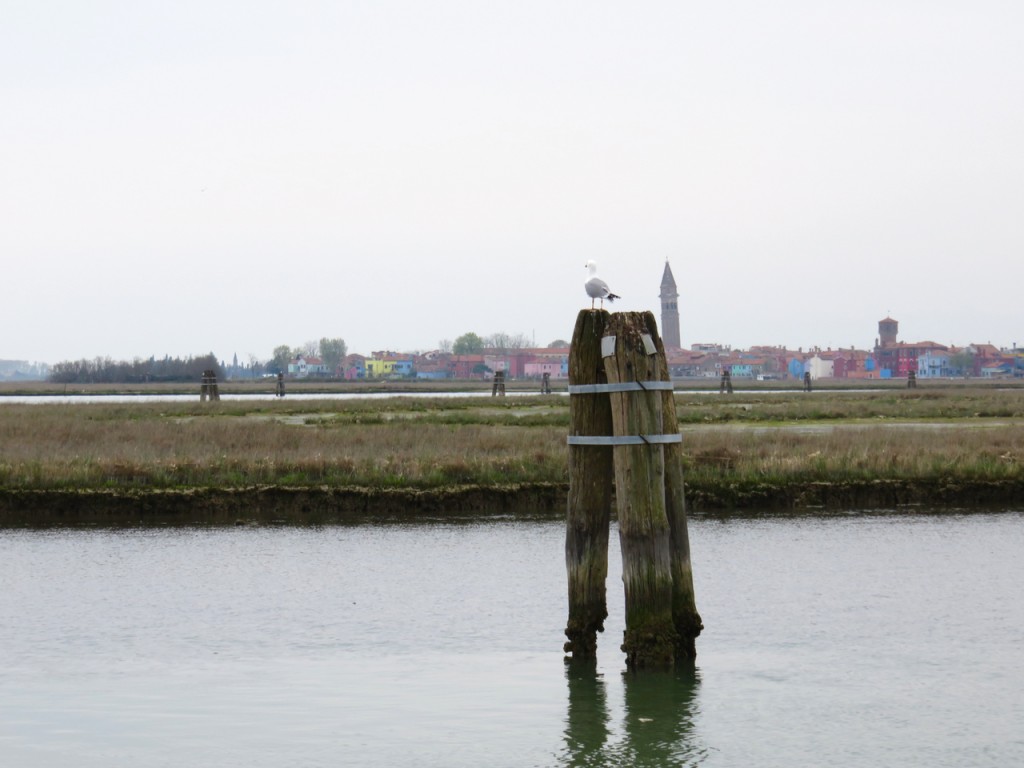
[660,260,681,349]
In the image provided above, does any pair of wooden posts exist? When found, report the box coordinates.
[200,370,220,401]
[492,369,506,396]
[719,369,733,394]
[565,310,702,668]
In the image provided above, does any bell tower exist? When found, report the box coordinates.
[878,316,898,348]
[660,260,681,349]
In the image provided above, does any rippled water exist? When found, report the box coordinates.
[2,512,1023,766]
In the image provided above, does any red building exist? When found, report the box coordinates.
[873,317,946,377]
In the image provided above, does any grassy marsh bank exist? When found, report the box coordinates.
[1,387,1022,521]
[0,378,546,397]
[4,376,1021,398]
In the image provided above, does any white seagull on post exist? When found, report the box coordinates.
[584,260,620,309]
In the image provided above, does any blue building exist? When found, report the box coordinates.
[918,350,952,378]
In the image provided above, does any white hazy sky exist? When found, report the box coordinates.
[3,1,1023,364]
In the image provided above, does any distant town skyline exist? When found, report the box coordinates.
[4,301,1021,375]
[4,3,1022,364]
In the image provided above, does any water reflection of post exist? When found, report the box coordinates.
[561,659,610,767]
[561,661,704,767]
[619,664,704,766]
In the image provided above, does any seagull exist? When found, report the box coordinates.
[585,260,620,309]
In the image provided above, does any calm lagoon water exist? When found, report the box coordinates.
[2,511,1023,767]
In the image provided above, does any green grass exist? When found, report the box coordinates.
[0,388,1022,492]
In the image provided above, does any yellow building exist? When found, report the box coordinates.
[364,357,396,378]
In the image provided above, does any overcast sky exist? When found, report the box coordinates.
[3,1,1022,364]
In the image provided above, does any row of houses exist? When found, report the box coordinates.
[285,317,1023,381]
[287,348,571,380]
[913,344,1020,379]
[665,343,1023,380]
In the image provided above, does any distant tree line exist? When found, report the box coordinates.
[44,330,567,384]
[441,331,562,355]
[267,337,348,375]
[48,354,222,384]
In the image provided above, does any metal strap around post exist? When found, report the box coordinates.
[567,434,682,446]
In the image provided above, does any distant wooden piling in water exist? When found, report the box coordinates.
[492,369,506,396]
[200,370,220,401]
[276,372,286,397]
[719,369,733,394]
[565,309,701,668]
[908,370,917,388]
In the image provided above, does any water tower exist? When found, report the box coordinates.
[878,316,898,348]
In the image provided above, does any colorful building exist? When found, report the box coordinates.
[287,355,330,377]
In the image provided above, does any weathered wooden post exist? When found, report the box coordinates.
[642,312,702,658]
[604,312,678,667]
[564,310,613,659]
[200,369,220,402]
[719,368,733,394]
[491,369,506,396]
[276,372,286,397]
[908,370,917,388]
[565,310,700,667]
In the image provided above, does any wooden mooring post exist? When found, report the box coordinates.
[565,310,701,668]
[200,369,220,401]
[492,369,506,396]
[907,370,917,388]
[649,313,703,658]
[564,311,614,660]
[719,368,733,394]
[276,372,286,397]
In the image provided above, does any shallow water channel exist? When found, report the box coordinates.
[2,511,1022,767]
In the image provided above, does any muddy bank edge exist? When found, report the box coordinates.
[2,478,1023,526]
